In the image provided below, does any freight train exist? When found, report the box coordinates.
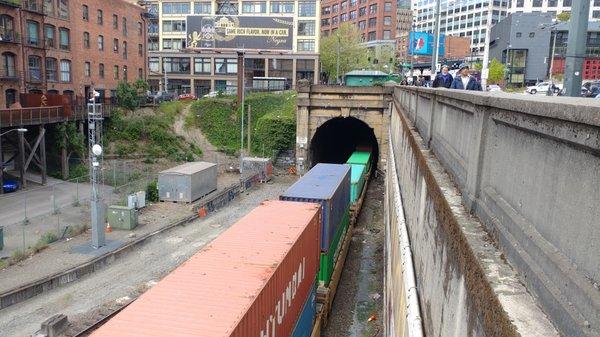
[89,150,373,337]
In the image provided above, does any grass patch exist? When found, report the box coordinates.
[10,249,26,264]
[188,91,297,157]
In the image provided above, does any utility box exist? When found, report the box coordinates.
[107,205,138,230]
[242,157,273,181]
[158,162,217,203]
[136,191,146,208]
[127,194,137,209]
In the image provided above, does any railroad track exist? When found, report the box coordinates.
[71,301,133,337]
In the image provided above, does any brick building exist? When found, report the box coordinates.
[320,0,397,42]
[0,0,147,108]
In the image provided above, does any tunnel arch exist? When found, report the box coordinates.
[310,116,379,172]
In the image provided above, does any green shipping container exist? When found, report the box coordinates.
[350,164,366,203]
[318,208,350,286]
[347,151,372,174]
[107,206,138,230]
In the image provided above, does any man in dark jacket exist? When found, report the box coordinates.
[450,63,482,91]
[432,65,453,88]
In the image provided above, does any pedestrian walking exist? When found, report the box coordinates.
[450,63,482,91]
[432,65,453,88]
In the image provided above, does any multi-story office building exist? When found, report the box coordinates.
[320,0,398,43]
[0,0,147,108]
[411,0,509,57]
[143,0,320,96]
[508,0,600,21]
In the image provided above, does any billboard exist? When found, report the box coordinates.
[409,32,445,56]
[187,15,294,51]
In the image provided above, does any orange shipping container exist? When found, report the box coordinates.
[90,200,321,337]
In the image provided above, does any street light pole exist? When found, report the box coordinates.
[481,0,494,90]
[549,28,557,83]
[431,0,441,76]
[564,0,590,97]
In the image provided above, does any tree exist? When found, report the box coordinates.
[320,23,370,83]
[488,58,506,84]
[557,11,570,22]
[473,62,483,71]
[116,81,139,110]
[367,44,397,73]
[134,79,149,95]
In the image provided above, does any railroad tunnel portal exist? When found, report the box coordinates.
[295,83,391,174]
[310,117,380,172]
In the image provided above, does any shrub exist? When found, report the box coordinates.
[116,81,140,110]
[147,180,159,202]
[69,164,88,180]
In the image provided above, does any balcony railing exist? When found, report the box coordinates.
[0,29,20,44]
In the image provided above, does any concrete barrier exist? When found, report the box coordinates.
[389,89,559,336]
[392,87,600,337]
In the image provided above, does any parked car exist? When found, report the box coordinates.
[147,91,175,104]
[177,93,197,101]
[203,91,219,98]
[525,82,562,95]
[487,84,502,92]
[2,179,19,193]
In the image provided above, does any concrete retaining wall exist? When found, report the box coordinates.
[393,87,600,337]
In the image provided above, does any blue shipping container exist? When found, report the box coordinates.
[292,280,316,337]
[280,163,351,252]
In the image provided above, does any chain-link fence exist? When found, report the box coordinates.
[0,161,160,258]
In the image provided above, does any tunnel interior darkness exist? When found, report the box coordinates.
[310,117,379,172]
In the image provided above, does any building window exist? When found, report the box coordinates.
[5,89,16,108]
[350,10,356,19]
[149,39,159,50]
[358,20,366,29]
[384,2,391,11]
[548,0,558,6]
[138,68,143,79]
[594,0,600,6]
[83,32,90,48]
[27,21,40,46]
[299,2,316,16]
[59,28,70,50]
[532,0,542,7]
[44,24,55,48]
[99,63,105,78]
[138,22,143,36]
[340,13,348,21]
[384,16,391,25]
[138,44,143,56]
[123,41,127,59]
[84,61,91,77]
[60,59,71,82]
[332,4,338,13]
[359,7,366,16]
[242,2,266,13]
[368,17,376,28]
[114,65,119,79]
[82,4,89,20]
[113,14,118,29]
[332,16,338,25]
[322,6,330,14]
[369,4,377,13]
[163,38,187,50]
[98,35,104,50]
[271,1,294,13]
[123,66,128,81]
[162,20,186,32]
[97,10,103,24]
[383,30,391,39]
[529,32,535,38]
[163,2,191,14]
[341,1,347,10]
[43,0,54,15]
[149,57,159,72]
[367,31,376,41]
[215,58,237,74]
[113,38,119,52]
[2,52,16,77]
[321,18,330,26]
[297,39,315,51]
[123,17,127,36]
[516,32,521,38]
[298,20,315,36]
[563,0,571,6]
[194,2,212,13]
[164,57,191,73]
[58,0,69,19]
[194,57,211,74]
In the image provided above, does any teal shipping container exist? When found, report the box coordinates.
[347,151,372,174]
[292,279,317,337]
[350,164,366,203]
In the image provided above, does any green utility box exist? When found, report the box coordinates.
[0,226,3,250]
[107,206,138,230]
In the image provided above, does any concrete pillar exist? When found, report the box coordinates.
[313,59,319,84]
[295,81,311,174]
[264,58,269,77]
[292,58,297,89]
[464,105,490,212]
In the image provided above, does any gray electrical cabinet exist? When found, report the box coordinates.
[158,162,217,203]
[107,206,138,230]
